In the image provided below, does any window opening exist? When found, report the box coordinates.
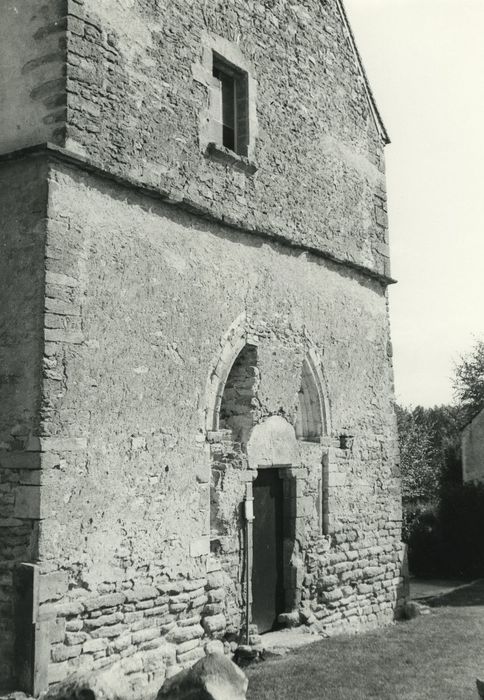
[212,53,249,156]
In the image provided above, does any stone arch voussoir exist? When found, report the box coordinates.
[296,339,332,439]
[204,312,260,433]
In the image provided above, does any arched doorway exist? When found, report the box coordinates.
[247,416,300,632]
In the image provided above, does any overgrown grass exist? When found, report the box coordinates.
[246,581,484,700]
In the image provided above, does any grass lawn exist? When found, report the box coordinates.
[246,580,484,700]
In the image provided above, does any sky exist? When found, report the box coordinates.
[343,0,484,407]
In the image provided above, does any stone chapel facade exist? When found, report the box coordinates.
[0,0,404,694]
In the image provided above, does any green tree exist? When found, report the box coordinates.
[396,403,461,554]
[396,405,438,503]
[453,339,484,424]
[419,404,461,483]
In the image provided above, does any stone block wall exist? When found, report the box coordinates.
[0,0,402,691]
[0,158,48,688]
[205,425,404,643]
[0,0,66,153]
[57,0,389,276]
[9,156,402,689]
[37,570,211,691]
[302,444,405,633]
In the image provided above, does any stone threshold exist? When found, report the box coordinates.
[234,627,321,666]
[260,628,321,656]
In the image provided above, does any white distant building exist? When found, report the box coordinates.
[462,409,484,483]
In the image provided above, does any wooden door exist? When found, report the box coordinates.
[252,468,284,633]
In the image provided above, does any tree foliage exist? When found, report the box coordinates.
[396,405,438,504]
[396,403,462,570]
[453,339,484,424]
[396,403,461,505]
[395,338,484,576]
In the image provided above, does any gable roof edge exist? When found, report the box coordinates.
[334,0,391,145]
[461,405,484,432]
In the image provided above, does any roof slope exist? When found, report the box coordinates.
[336,0,390,145]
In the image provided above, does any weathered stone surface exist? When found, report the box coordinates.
[124,586,158,602]
[232,645,260,668]
[404,601,431,620]
[84,613,123,629]
[207,589,225,604]
[176,646,205,667]
[201,614,226,635]
[43,666,130,700]
[82,639,106,654]
[206,572,226,590]
[83,593,126,611]
[247,416,299,469]
[0,2,65,155]
[157,652,248,700]
[166,624,204,645]
[277,611,301,629]
[0,0,402,688]
[203,603,223,617]
[204,640,224,656]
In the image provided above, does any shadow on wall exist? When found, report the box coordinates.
[219,344,260,444]
[405,483,484,579]
[394,543,410,620]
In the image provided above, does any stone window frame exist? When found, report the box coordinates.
[192,33,258,174]
[211,53,249,157]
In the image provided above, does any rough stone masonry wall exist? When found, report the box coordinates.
[206,411,404,641]
[0,159,48,689]
[31,160,402,689]
[207,430,251,644]
[0,0,66,154]
[0,1,401,692]
[301,443,404,634]
[63,0,390,276]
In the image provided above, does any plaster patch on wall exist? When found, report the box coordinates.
[81,0,154,59]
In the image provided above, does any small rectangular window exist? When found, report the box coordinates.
[212,53,249,156]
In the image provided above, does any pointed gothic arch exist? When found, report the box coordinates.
[295,349,330,441]
[219,343,259,443]
[204,313,260,433]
